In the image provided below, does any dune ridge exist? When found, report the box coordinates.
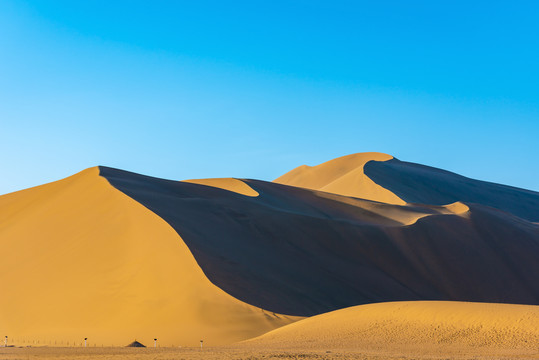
[274,152,405,204]
[0,167,299,347]
[183,178,259,197]
[313,190,470,226]
[276,152,539,223]
[364,157,539,221]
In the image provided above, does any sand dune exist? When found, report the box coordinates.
[314,190,470,225]
[274,152,405,204]
[364,157,539,221]
[243,301,539,357]
[276,152,539,222]
[1,153,538,350]
[101,166,539,317]
[0,168,299,347]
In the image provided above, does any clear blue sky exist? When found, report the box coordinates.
[1,0,538,195]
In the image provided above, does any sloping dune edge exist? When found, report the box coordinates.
[183,178,259,197]
[0,167,300,347]
[241,301,539,356]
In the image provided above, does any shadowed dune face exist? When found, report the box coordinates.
[0,168,299,346]
[242,301,539,355]
[364,158,539,222]
[100,166,539,317]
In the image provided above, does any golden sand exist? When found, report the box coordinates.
[1,155,537,359]
[274,152,405,204]
[314,189,470,225]
[0,168,299,347]
[183,178,259,196]
[243,301,539,357]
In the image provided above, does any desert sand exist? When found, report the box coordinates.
[274,152,405,204]
[363,156,539,222]
[244,301,539,357]
[1,300,538,359]
[0,167,299,347]
[183,178,259,196]
[101,164,538,317]
[276,152,539,222]
[1,152,538,356]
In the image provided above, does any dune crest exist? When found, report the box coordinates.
[242,301,539,356]
[274,152,405,204]
[313,193,470,226]
[183,178,259,197]
[0,167,299,347]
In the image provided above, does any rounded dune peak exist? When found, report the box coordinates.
[183,178,259,197]
[274,152,404,204]
[0,167,299,347]
[443,201,470,214]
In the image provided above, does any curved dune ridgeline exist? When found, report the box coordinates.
[101,165,539,317]
[241,301,539,357]
[183,178,259,197]
[0,168,299,346]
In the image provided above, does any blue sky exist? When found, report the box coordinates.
[1,0,538,194]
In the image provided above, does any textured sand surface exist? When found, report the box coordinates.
[0,168,299,346]
[243,301,539,357]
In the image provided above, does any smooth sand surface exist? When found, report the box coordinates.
[0,168,299,347]
[274,152,405,204]
[101,167,539,317]
[243,301,539,357]
[183,178,259,196]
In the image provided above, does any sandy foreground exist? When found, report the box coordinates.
[0,345,537,360]
[1,302,537,360]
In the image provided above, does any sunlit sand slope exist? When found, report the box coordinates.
[0,168,299,347]
[101,167,539,317]
[243,301,539,356]
[274,152,405,204]
[365,157,539,221]
[276,152,539,222]
[183,178,259,197]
